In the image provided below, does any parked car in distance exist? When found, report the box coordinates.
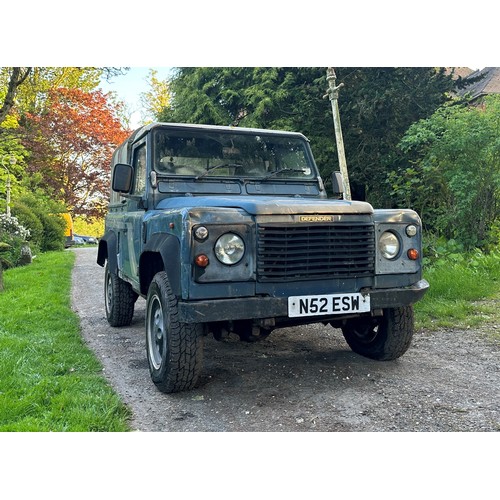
[73,236,86,245]
[74,234,98,245]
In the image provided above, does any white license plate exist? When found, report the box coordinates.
[288,293,370,318]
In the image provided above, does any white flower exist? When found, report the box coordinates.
[0,214,30,240]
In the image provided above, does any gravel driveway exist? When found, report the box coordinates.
[71,247,500,432]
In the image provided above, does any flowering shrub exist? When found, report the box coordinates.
[0,214,31,268]
[0,214,31,240]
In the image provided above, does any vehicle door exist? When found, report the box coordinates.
[119,139,147,289]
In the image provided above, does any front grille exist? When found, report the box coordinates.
[257,223,375,282]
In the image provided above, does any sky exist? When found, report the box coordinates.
[98,67,173,129]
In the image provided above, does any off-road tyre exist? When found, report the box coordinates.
[341,305,414,360]
[146,271,204,393]
[104,264,137,327]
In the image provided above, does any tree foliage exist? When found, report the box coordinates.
[0,68,31,126]
[140,69,171,123]
[1,67,106,125]
[22,88,129,217]
[160,67,455,204]
[335,67,454,203]
[0,67,131,263]
[1,67,125,215]
[390,95,500,248]
[0,128,29,213]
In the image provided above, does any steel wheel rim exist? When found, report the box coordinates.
[350,318,381,344]
[147,294,165,370]
[105,273,112,314]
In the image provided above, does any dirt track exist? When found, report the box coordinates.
[71,247,500,432]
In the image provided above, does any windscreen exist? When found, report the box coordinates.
[153,128,316,180]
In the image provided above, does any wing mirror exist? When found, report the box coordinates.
[112,163,134,193]
[331,171,344,199]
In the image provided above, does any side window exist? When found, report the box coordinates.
[133,144,147,195]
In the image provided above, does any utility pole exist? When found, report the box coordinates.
[1,155,15,217]
[324,67,351,201]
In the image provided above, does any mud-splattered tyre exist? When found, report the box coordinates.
[146,271,204,393]
[104,264,137,327]
[341,306,414,360]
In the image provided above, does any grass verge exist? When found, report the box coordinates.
[415,250,500,337]
[0,251,130,431]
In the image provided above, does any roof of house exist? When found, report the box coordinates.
[445,67,475,79]
[455,67,500,100]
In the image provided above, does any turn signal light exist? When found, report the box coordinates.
[407,248,419,260]
[195,254,210,267]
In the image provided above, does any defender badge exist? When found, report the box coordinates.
[298,215,334,222]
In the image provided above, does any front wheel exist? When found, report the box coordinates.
[340,306,414,360]
[146,272,204,393]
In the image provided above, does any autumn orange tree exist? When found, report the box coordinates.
[23,88,130,218]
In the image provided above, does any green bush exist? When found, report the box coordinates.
[38,211,65,251]
[422,235,465,266]
[11,201,43,253]
[416,244,500,329]
[423,235,500,276]
[9,194,67,253]
[393,95,500,250]
[21,193,68,251]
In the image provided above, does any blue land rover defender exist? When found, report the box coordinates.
[97,123,429,393]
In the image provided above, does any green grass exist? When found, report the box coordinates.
[0,251,130,431]
[415,249,500,334]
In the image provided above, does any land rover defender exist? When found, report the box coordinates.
[97,122,429,393]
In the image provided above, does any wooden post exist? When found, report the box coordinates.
[324,67,352,201]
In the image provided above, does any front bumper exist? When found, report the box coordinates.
[177,279,429,324]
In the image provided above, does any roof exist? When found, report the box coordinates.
[445,67,475,79]
[131,122,307,141]
[455,67,500,100]
[112,122,309,166]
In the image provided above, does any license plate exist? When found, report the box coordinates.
[288,293,370,318]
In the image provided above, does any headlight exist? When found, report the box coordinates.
[379,231,400,260]
[215,233,245,265]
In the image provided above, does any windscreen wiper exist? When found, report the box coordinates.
[260,168,306,180]
[194,163,243,180]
